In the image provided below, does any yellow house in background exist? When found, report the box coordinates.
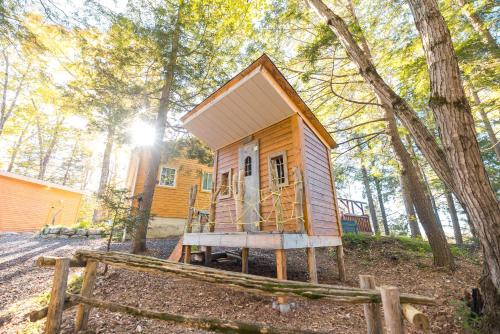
[126,147,213,238]
[0,171,84,233]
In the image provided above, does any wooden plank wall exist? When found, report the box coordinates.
[214,117,298,232]
[0,176,82,232]
[302,123,340,236]
[133,154,212,219]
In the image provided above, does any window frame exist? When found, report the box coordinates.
[201,171,213,192]
[267,151,289,188]
[244,156,252,177]
[219,168,233,199]
[157,166,177,188]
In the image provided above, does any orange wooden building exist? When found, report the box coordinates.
[181,54,345,283]
[0,171,84,232]
[126,147,213,238]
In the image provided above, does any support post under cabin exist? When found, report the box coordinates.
[45,258,70,334]
[306,247,318,283]
[275,249,290,312]
[75,260,98,331]
[184,185,197,264]
[336,245,346,282]
[241,248,249,274]
[359,275,383,334]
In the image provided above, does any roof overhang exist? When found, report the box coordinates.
[181,54,336,150]
[0,171,87,194]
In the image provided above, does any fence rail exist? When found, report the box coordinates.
[31,251,434,333]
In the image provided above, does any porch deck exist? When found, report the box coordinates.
[183,232,342,249]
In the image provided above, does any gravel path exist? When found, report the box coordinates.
[0,233,482,333]
[0,233,179,332]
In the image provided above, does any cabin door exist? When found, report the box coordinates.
[239,140,260,232]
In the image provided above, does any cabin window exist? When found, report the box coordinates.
[219,168,232,198]
[268,151,288,187]
[244,156,252,176]
[159,167,176,187]
[202,172,212,192]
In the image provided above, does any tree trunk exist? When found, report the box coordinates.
[373,178,389,236]
[304,1,499,320]
[462,206,477,239]
[405,135,443,229]
[37,117,63,180]
[346,1,421,240]
[0,50,9,137]
[399,174,421,238]
[0,52,30,138]
[346,4,381,236]
[455,0,498,51]
[132,3,182,253]
[386,110,454,268]
[7,123,30,172]
[361,164,380,234]
[407,0,500,328]
[97,127,114,197]
[421,171,443,229]
[471,89,500,161]
[62,136,80,186]
[445,191,463,246]
[305,0,455,191]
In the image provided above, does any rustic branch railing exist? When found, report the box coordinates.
[32,251,434,334]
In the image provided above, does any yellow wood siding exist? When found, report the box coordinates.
[213,115,340,236]
[133,155,212,218]
[214,117,298,232]
[0,175,83,232]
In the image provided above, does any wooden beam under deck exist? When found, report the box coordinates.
[183,232,342,250]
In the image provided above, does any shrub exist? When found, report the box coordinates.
[452,300,481,334]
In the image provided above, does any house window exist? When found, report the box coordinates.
[268,151,288,187]
[244,156,252,176]
[220,169,232,198]
[202,172,212,192]
[159,167,176,187]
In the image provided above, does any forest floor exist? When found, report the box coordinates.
[0,232,482,334]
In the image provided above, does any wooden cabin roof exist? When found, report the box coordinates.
[181,54,336,150]
[0,171,86,195]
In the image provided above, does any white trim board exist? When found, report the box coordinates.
[182,232,342,249]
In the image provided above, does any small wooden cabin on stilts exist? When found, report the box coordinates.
[180,54,345,287]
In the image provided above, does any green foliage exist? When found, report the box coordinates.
[343,233,480,261]
[74,220,90,229]
[452,300,481,334]
[98,186,145,245]
[161,137,213,166]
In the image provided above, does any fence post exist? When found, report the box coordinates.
[359,275,383,334]
[45,258,70,334]
[380,286,404,334]
[75,260,98,332]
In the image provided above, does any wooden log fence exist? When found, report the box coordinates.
[359,275,383,334]
[33,252,435,334]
